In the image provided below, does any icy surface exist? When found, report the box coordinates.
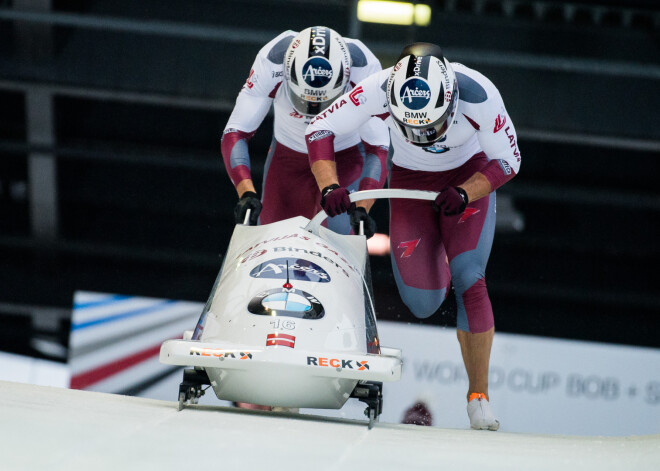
[1,381,658,470]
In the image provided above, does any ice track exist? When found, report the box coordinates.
[1,380,658,471]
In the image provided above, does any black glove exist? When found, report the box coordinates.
[350,207,377,239]
[234,191,262,225]
[433,187,468,216]
[320,184,353,217]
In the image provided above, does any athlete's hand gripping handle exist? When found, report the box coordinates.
[433,187,468,216]
[306,189,439,235]
[234,191,262,225]
[350,207,377,239]
[320,184,354,217]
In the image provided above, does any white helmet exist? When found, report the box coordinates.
[284,26,351,116]
[387,43,459,146]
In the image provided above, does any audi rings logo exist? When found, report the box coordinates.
[400,78,431,110]
[302,57,334,87]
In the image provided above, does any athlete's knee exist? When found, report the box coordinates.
[450,255,493,332]
[401,290,445,319]
[456,278,494,333]
[391,262,446,318]
[450,259,484,295]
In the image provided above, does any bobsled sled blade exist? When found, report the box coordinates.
[175,368,210,410]
[368,409,379,429]
[352,381,383,429]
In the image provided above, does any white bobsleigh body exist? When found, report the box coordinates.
[160,214,402,410]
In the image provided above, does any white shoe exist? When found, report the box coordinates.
[466,393,500,431]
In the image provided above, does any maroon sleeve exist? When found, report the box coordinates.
[480,158,517,191]
[306,131,336,165]
[220,129,256,187]
[358,142,388,191]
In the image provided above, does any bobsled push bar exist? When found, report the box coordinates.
[304,189,439,235]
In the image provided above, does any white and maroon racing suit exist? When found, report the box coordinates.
[306,63,521,332]
[221,31,389,233]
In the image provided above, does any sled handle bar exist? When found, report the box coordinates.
[304,188,439,235]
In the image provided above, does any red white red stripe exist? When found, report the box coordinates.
[70,343,162,390]
[266,333,295,348]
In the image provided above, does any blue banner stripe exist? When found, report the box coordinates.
[74,294,133,310]
[72,300,178,331]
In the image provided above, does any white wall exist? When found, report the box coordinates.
[375,321,660,436]
[3,291,658,436]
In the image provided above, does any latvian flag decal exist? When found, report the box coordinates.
[266,333,295,348]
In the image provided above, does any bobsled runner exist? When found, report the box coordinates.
[160,189,437,427]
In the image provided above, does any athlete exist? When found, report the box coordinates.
[221,26,389,236]
[305,43,522,431]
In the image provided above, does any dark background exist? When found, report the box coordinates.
[0,0,658,363]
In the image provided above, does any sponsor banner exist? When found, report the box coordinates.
[7,291,657,436]
[70,292,201,351]
[68,291,201,393]
[375,321,660,436]
[66,295,660,435]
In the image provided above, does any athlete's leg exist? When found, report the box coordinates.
[440,188,498,429]
[442,191,496,333]
[457,327,494,399]
[431,152,499,430]
[389,165,451,318]
[260,139,320,224]
[441,190,496,396]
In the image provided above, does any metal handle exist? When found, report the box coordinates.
[304,188,439,235]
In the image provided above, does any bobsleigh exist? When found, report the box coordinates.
[160,189,437,427]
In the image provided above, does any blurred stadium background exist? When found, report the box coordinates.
[0,0,658,366]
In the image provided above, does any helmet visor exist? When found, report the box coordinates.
[394,118,451,147]
[392,78,459,147]
[287,85,337,117]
